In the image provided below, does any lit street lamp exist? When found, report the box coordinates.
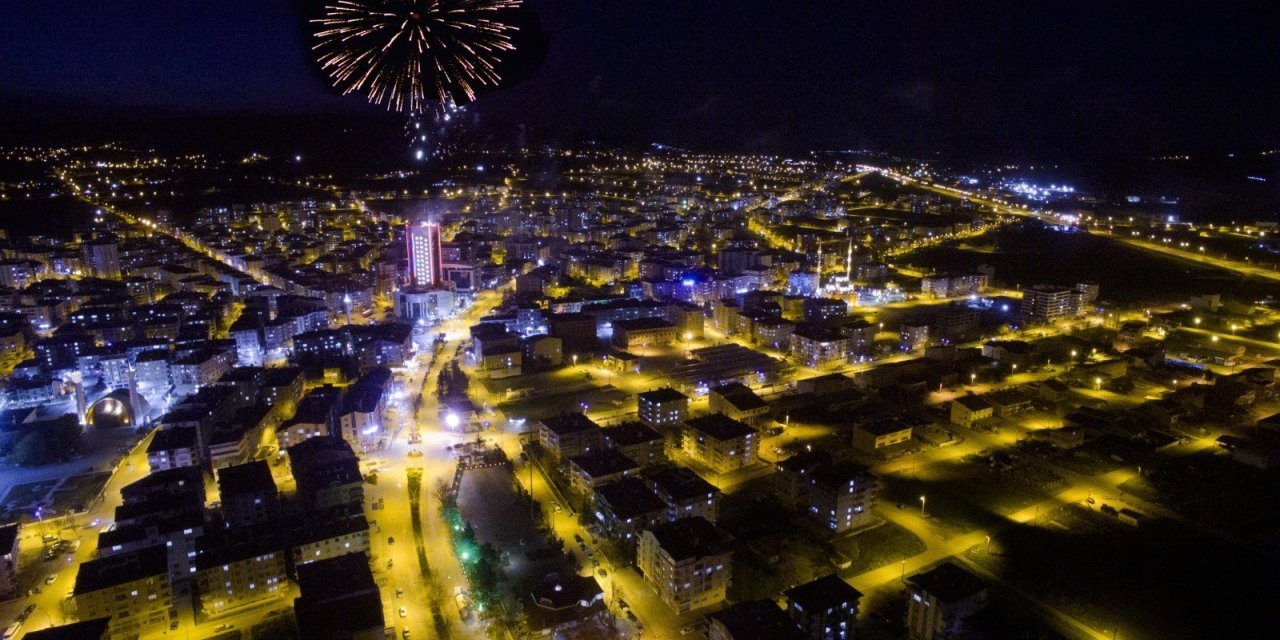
[919,495,927,517]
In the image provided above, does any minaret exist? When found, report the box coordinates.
[846,235,854,281]
[70,372,87,425]
[126,367,142,426]
[815,244,823,296]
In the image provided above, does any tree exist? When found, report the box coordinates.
[432,477,453,509]
[6,416,82,466]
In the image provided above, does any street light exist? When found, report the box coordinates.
[919,495,927,517]
[985,535,991,553]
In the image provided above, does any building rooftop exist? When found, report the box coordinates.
[341,380,385,415]
[776,448,834,475]
[73,545,169,595]
[218,460,277,498]
[289,513,369,548]
[120,466,204,503]
[792,324,847,342]
[98,509,205,550]
[263,366,305,387]
[711,382,768,412]
[0,522,17,552]
[194,529,285,570]
[603,421,663,447]
[568,449,639,479]
[785,573,864,612]
[685,413,756,441]
[643,466,718,503]
[646,516,732,561]
[287,385,342,425]
[612,317,675,331]
[594,477,667,520]
[639,387,688,404]
[857,417,914,436]
[219,366,265,383]
[709,600,806,640]
[146,426,198,453]
[524,571,606,633]
[288,435,362,491]
[811,460,874,490]
[908,561,987,604]
[295,551,378,604]
[19,618,112,640]
[529,571,604,611]
[954,395,994,412]
[540,412,601,436]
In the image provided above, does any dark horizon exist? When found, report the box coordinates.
[3,2,1279,162]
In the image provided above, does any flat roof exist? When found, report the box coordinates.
[540,412,601,436]
[20,618,112,640]
[594,477,666,519]
[638,387,688,403]
[603,421,663,447]
[74,545,169,595]
[785,573,864,611]
[217,460,276,498]
[644,466,718,502]
[709,600,805,640]
[567,449,639,478]
[646,516,732,561]
[685,413,755,441]
[908,562,986,604]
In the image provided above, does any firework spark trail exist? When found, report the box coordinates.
[312,0,521,113]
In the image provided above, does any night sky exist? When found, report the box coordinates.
[2,1,1278,159]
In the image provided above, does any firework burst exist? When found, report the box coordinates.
[312,0,521,113]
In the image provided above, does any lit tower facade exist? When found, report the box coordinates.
[406,222,442,286]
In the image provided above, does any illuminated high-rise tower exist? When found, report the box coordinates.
[406,222,442,286]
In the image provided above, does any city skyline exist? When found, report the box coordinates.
[1,4,1279,640]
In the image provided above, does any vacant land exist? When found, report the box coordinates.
[904,224,1280,304]
[834,520,927,577]
[969,505,1280,639]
